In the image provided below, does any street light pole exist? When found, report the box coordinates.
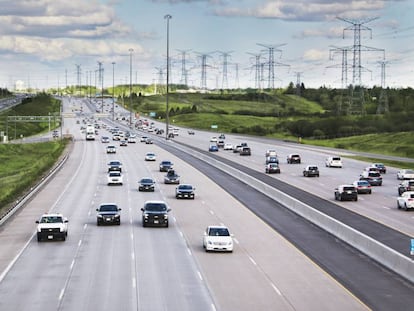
[129,48,134,128]
[112,62,115,121]
[164,14,172,140]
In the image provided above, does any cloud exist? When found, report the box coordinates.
[303,48,328,61]
[213,0,391,21]
[0,0,131,39]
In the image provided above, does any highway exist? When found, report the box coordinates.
[0,96,413,310]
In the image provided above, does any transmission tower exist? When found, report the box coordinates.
[376,60,389,114]
[328,46,352,114]
[234,63,240,89]
[194,52,214,90]
[247,52,263,89]
[294,72,303,96]
[75,64,81,96]
[338,16,385,114]
[216,50,233,89]
[257,43,289,89]
[177,49,191,86]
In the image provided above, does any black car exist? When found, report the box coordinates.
[141,201,171,227]
[159,160,173,172]
[303,165,319,177]
[265,163,281,174]
[96,203,121,225]
[164,169,180,184]
[107,160,122,172]
[372,163,386,174]
[334,185,358,201]
[287,154,301,164]
[138,178,155,192]
[175,184,195,199]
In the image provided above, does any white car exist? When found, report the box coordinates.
[210,136,218,143]
[107,171,123,185]
[223,143,233,150]
[265,149,277,157]
[397,169,414,180]
[203,225,233,252]
[145,152,157,161]
[397,191,414,210]
[325,156,342,168]
[36,213,68,241]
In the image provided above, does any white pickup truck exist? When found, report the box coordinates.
[36,213,68,241]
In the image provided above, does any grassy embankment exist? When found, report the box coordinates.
[133,92,414,166]
[0,94,68,215]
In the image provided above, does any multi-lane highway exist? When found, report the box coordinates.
[0,96,413,310]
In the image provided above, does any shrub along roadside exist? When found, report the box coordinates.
[0,139,69,216]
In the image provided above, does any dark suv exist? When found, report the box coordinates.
[141,201,171,227]
[334,185,358,201]
[159,160,173,172]
[96,203,121,226]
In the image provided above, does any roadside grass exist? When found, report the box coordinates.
[0,139,68,215]
[0,93,61,140]
[302,132,414,167]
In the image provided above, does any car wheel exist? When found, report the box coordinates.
[397,202,401,209]
[339,195,343,201]
[354,197,358,202]
[62,236,66,241]
[405,203,408,211]
[165,223,169,228]
[37,235,41,242]
[369,190,372,194]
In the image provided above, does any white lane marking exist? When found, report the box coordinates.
[78,240,82,247]
[131,252,135,260]
[179,231,184,238]
[271,282,282,296]
[70,260,75,270]
[197,271,203,281]
[248,256,257,266]
[209,210,215,215]
[211,303,217,311]
[59,288,65,300]
[233,238,239,245]
[383,206,391,210]
[132,277,136,289]
[187,248,192,256]
[83,223,88,230]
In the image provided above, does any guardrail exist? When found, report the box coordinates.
[0,153,69,226]
[172,141,414,284]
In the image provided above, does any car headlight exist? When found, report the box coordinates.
[97,214,103,218]
[114,214,120,218]
[143,213,149,219]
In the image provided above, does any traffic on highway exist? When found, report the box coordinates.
[0,96,413,311]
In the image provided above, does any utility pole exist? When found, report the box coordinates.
[129,49,134,128]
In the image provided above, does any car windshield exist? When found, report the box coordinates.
[406,170,414,174]
[161,161,171,165]
[332,157,341,161]
[99,205,118,212]
[109,161,120,165]
[309,166,318,170]
[109,172,121,177]
[41,216,63,223]
[343,186,356,191]
[369,172,381,177]
[358,181,370,186]
[144,203,167,212]
[141,179,153,183]
[179,185,193,190]
[209,227,230,236]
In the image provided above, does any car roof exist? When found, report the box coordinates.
[40,213,64,217]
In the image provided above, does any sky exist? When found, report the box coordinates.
[0,0,413,91]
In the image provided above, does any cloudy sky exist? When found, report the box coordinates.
[0,0,413,90]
